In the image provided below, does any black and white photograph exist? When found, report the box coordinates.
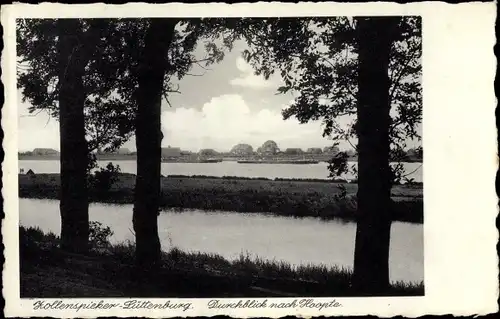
[2,2,497,318]
[15,13,424,298]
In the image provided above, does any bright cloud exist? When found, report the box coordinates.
[161,94,333,152]
[229,57,280,89]
[17,93,354,153]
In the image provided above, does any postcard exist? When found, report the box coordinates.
[1,1,497,317]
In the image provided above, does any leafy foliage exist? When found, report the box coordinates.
[231,17,422,184]
[327,151,353,178]
[333,184,347,201]
[88,221,114,248]
[16,18,237,154]
[19,222,113,250]
[17,17,422,186]
[17,19,137,154]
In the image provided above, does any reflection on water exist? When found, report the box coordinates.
[19,198,423,284]
[18,160,423,182]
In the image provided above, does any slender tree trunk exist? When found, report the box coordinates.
[133,19,177,267]
[352,17,398,294]
[57,19,89,253]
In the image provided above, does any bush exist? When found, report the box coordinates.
[89,162,121,194]
[20,223,114,252]
[334,184,348,201]
[89,221,114,248]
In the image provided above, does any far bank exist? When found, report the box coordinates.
[19,173,423,223]
[18,155,423,163]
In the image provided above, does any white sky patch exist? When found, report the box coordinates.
[161,93,334,152]
[16,91,346,153]
[18,100,60,152]
[229,56,281,89]
[17,90,418,153]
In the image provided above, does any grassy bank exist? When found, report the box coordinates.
[19,173,423,223]
[20,226,424,297]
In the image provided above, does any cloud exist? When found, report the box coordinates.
[229,57,280,89]
[17,93,355,153]
[161,94,333,152]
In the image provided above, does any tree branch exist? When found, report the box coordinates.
[190,57,216,66]
[185,71,207,77]
[164,83,181,94]
[163,94,174,108]
[194,61,213,71]
[389,41,420,103]
[400,163,422,178]
[20,108,46,117]
[330,120,358,151]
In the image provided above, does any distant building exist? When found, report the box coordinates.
[26,169,35,176]
[32,148,59,156]
[116,148,131,155]
[161,147,182,158]
[284,148,304,155]
[307,147,323,154]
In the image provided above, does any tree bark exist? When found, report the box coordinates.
[352,17,398,294]
[57,19,89,253]
[133,19,177,267]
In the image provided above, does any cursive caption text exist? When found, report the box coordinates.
[32,298,342,313]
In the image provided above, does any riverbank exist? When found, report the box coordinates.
[19,173,423,223]
[20,226,424,297]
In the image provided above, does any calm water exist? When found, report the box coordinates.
[19,160,422,182]
[20,198,423,284]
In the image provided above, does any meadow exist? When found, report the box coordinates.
[19,173,423,223]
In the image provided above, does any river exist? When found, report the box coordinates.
[19,160,423,182]
[20,198,423,284]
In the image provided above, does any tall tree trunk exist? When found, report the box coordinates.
[57,19,89,253]
[133,19,177,267]
[352,17,398,294]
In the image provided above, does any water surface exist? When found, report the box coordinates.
[20,198,423,284]
[19,160,422,182]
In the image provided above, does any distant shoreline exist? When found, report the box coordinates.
[18,155,423,163]
[19,173,423,223]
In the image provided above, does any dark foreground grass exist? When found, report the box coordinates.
[20,226,424,298]
[19,173,423,223]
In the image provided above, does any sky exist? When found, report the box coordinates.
[17,38,420,153]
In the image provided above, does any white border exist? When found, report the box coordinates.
[2,2,498,317]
